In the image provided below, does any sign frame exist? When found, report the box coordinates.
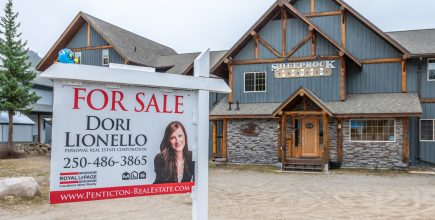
[41,50,229,220]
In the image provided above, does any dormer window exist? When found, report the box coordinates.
[102,49,109,66]
[428,59,435,81]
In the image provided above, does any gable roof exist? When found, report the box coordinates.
[387,28,435,57]
[331,0,411,57]
[211,0,361,76]
[181,50,228,75]
[37,12,177,71]
[272,86,333,117]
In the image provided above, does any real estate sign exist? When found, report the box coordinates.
[49,81,198,204]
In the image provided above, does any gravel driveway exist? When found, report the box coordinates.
[1,156,435,220]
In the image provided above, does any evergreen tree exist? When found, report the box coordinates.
[0,0,39,155]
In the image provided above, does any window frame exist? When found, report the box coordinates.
[349,119,396,143]
[74,51,81,64]
[243,72,267,93]
[420,119,435,142]
[427,58,435,81]
[102,49,109,66]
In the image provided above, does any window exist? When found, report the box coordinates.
[428,59,435,81]
[74,51,81,64]
[102,49,109,65]
[420,119,435,141]
[244,72,266,92]
[350,120,395,142]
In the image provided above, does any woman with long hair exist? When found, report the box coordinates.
[153,121,194,184]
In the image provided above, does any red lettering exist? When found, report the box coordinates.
[162,95,173,113]
[111,90,128,111]
[87,89,108,110]
[145,94,161,112]
[134,92,145,112]
[73,88,86,109]
[175,95,184,114]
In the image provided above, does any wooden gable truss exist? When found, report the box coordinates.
[289,0,411,92]
[212,0,361,102]
[36,12,128,71]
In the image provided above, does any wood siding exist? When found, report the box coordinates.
[233,62,341,103]
[66,22,124,66]
[311,16,341,44]
[294,0,311,14]
[347,62,402,94]
[80,48,124,66]
[67,24,88,48]
[345,14,401,60]
[89,26,108,47]
[419,104,435,163]
[314,0,340,13]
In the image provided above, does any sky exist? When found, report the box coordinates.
[2,0,435,56]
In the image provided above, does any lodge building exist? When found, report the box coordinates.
[37,0,435,171]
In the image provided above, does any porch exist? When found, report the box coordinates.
[279,111,330,172]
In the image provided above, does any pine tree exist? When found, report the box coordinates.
[0,0,39,156]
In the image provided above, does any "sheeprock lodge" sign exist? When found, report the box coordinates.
[272,60,336,79]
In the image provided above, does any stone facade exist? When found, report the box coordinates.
[341,119,407,168]
[328,119,338,162]
[227,119,279,164]
[225,117,406,168]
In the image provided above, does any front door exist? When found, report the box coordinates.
[301,118,320,157]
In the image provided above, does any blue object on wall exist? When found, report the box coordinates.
[58,48,75,64]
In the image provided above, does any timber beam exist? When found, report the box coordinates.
[420,98,435,103]
[280,114,287,162]
[337,119,343,163]
[72,45,113,52]
[212,121,217,157]
[284,111,325,116]
[230,55,341,65]
[251,31,282,58]
[323,113,330,165]
[222,119,228,159]
[402,118,409,163]
[305,10,342,18]
[341,9,346,48]
[402,59,407,93]
[286,33,312,58]
[227,64,234,103]
[361,58,402,64]
[340,55,346,101]
[282,9,287,57]
[87,23,91,47]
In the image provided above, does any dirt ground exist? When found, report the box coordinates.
[1,155,435,220]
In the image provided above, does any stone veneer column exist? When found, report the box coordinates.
[329,119,338,162]
[341,119,407,168]
[227,119,279,164]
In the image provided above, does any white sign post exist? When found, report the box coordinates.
[41,51,229,220]
[192,49,210,220]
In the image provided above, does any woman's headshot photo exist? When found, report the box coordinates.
[154,121,194,184]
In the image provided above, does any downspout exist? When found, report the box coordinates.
[416,57,423,162]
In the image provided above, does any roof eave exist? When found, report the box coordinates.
[335,112,422,118]
[36,13,86,71]
[211,1,282,75]
[211,0,363,76]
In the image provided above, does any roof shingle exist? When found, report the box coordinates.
[387,29,435,56]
